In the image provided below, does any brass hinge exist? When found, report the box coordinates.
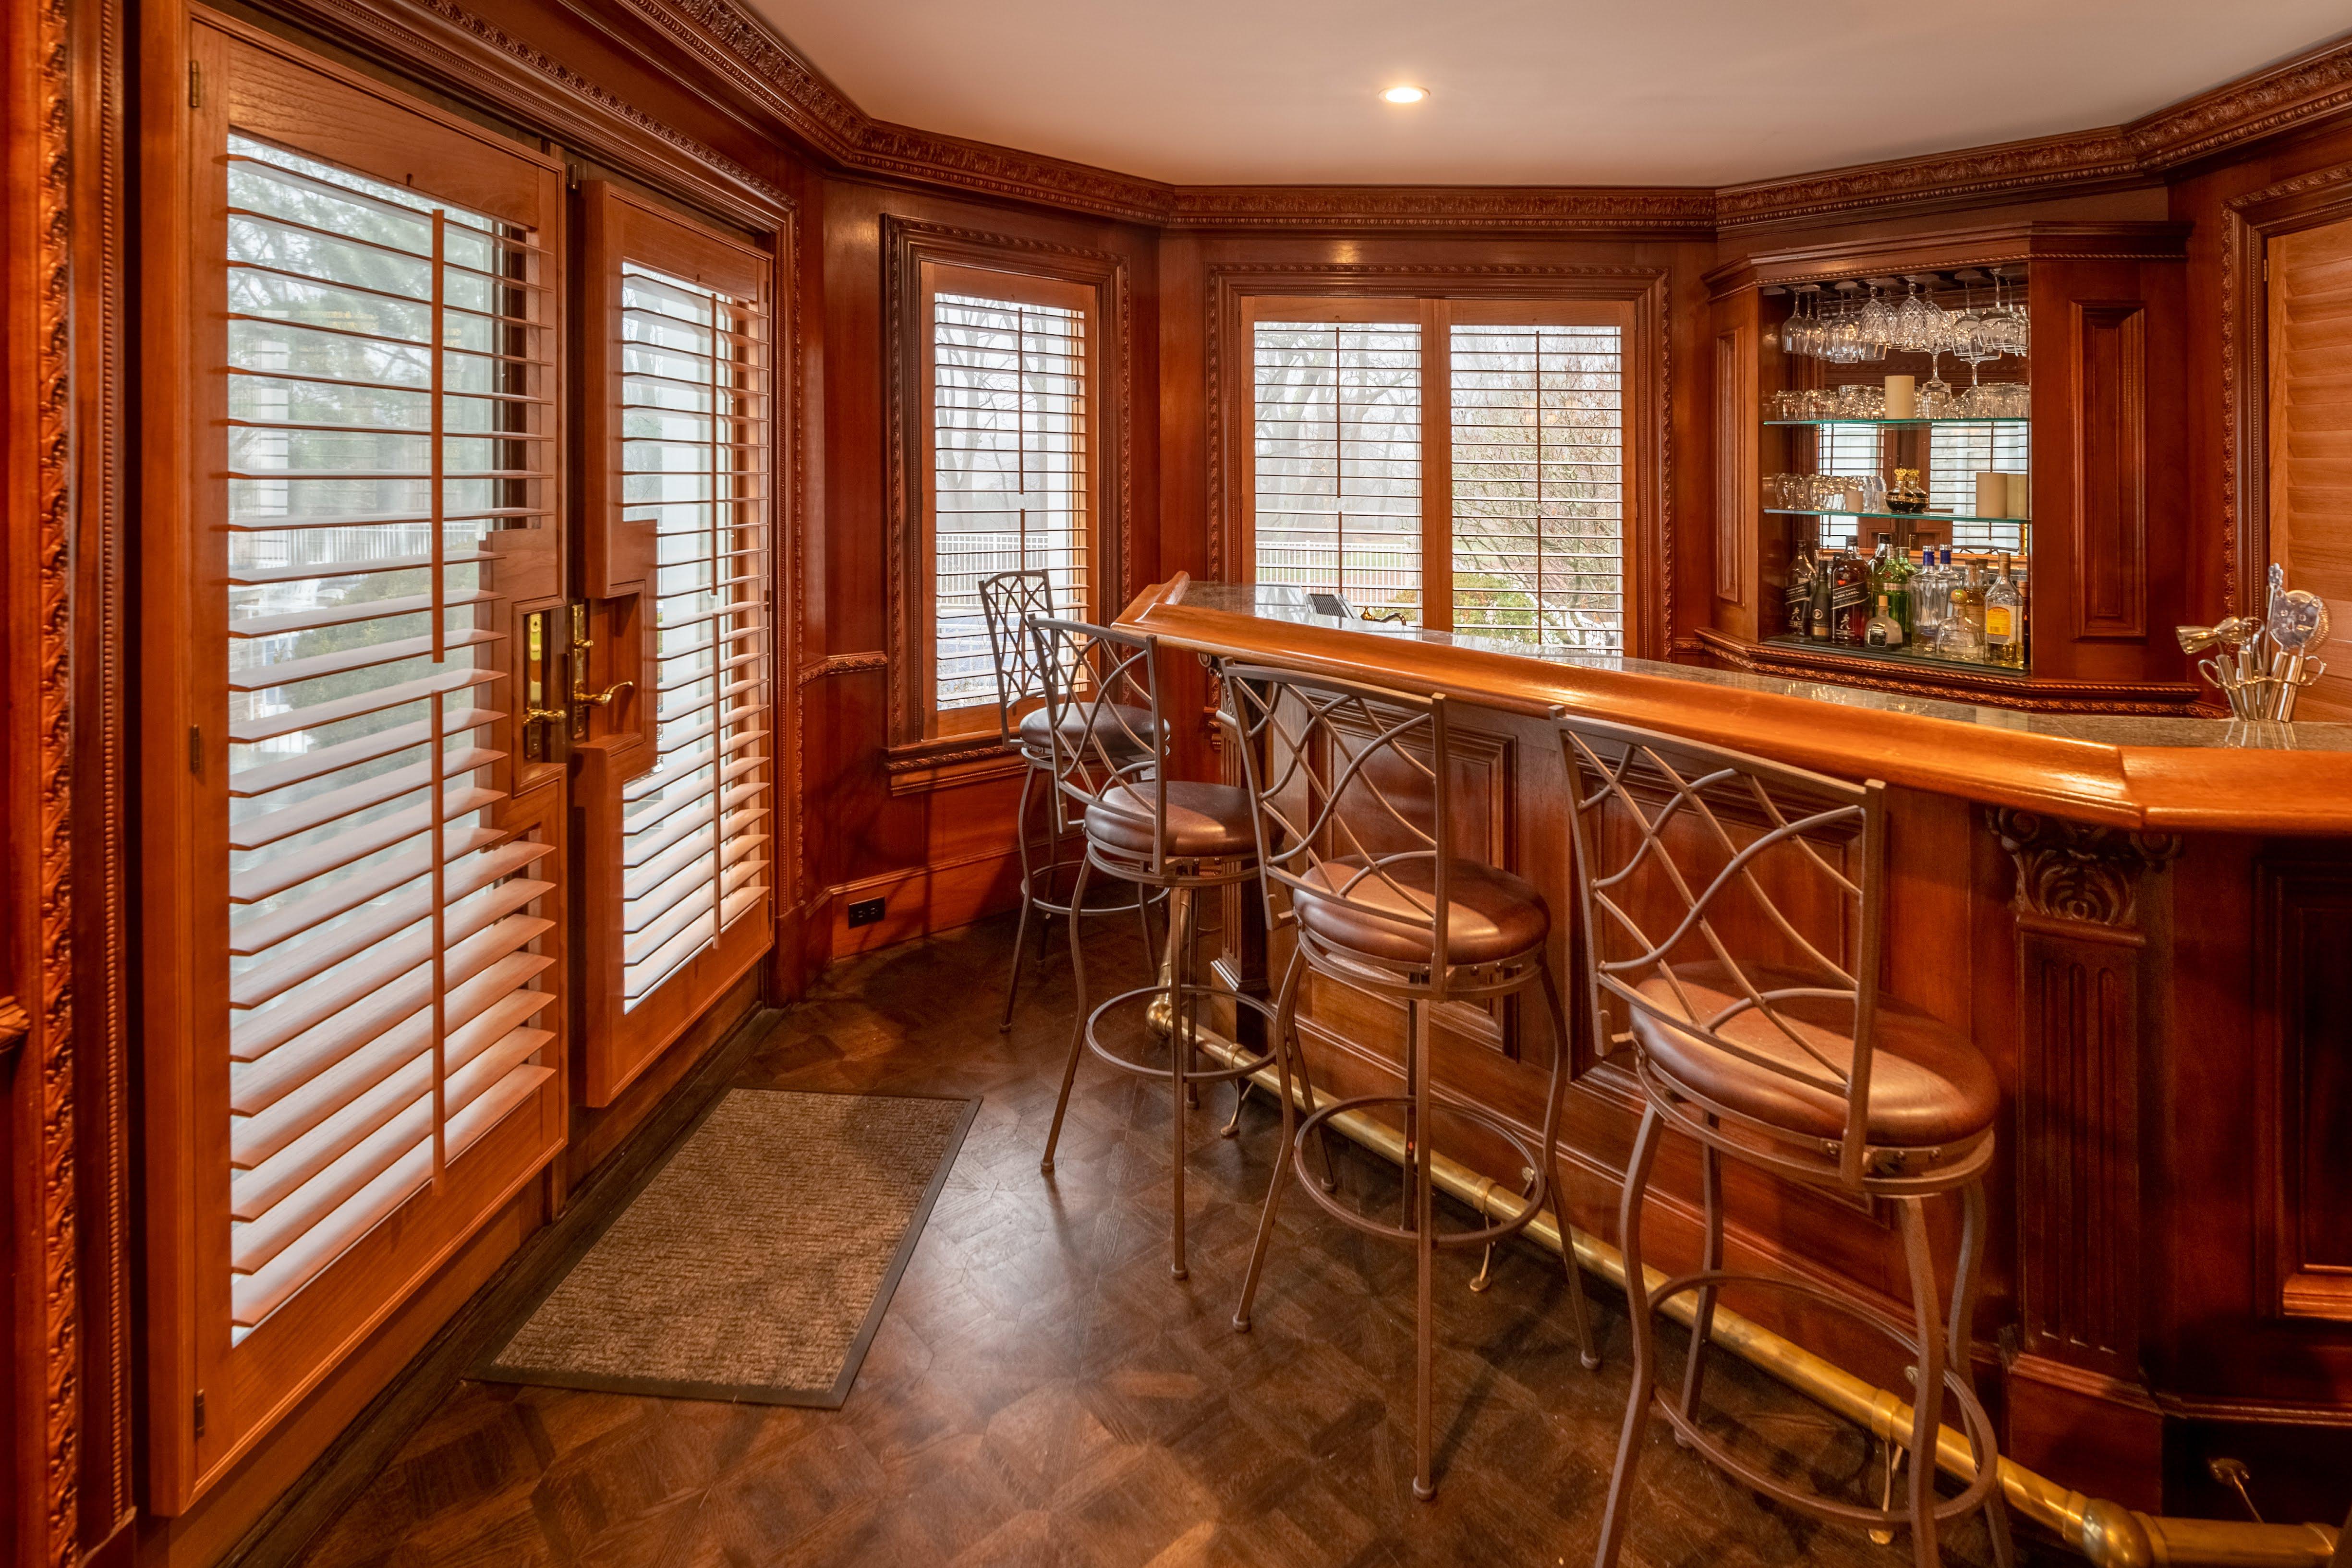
[188,61,202,109]
[193,1391,206,1436]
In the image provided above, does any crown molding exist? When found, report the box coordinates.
[590,0,2352,234]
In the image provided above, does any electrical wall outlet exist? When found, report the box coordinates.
[847,897,885,928]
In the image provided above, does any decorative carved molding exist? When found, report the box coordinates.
[882,218,1132,750]
[881,738,1016,774]
[29,0,82,1550]
[797,650,889,685]
[611,0,2352,232]
[1167,184,1718,233]
[1989,808,2181,928]
[269,0,791,220]
[1691,629,2207,716]
[1202,263,1673,656]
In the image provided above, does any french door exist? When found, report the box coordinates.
[145,14,569,1507]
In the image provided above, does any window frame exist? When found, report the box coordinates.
[1212,269,1669,660]
[919,261,1100,740]
[883,219,1128,793]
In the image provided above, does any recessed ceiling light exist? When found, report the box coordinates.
[1381,85,1429,105]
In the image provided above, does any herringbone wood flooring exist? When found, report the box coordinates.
[293,915,2020,1568]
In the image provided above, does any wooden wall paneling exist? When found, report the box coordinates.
[2255,854,2352,1324]
[2071,300,2152,639]
[69,0,136,1550]
[1708,280,1758,637]
[1990,808,2178,1511]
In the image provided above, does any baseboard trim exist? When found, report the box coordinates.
[219,1005,786,1568]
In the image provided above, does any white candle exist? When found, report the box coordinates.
[2007,472,2031,518]
[1884,375,1916,420]
[1976,472,2008,518]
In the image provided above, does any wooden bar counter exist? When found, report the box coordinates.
[1121,575,2352,1530]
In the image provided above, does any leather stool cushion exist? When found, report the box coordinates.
[1083,781,1257,860]
[1630,960,1998,1148]
[1292,856,1550,968]
[1018,702,1157,758]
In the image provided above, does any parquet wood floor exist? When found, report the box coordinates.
[293,915,2029,1568]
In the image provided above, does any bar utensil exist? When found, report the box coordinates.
[2265,587,2331,722]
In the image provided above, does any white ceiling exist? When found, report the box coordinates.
[744,0,2352,187]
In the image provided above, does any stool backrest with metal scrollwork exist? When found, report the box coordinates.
[1030,618,1168,874]
[979,570,1055,754]
[1555,711,1888,1189]
[1217,663,1460,989]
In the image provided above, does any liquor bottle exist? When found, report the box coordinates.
[1863,591,1906,649]
[1832,548,1871,645]
[1785,546,1817,638]
[1985,552,2025,668]
[1936,558,1988,662]
[1879,535,1918,638]
[1911,547,1945,643]
[1808,550,1832,642]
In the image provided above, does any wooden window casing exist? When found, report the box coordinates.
[576,183,776,1105]
[2267,220,2352,724]
[142,15,569,1509]
[882,220,1127,785]
[922,264,1096,736]
[1239,295,1638,653]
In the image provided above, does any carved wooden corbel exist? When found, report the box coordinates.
[1989,806,2182,927]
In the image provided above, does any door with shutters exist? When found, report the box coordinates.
[574,183,777,1106]
[142,14,568,1507]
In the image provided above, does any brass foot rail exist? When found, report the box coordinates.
[1189,1030,2342,1568]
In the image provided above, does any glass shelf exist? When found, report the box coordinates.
[1759,634,2032,678]
[1763,417,2029,427]
[1764,508,2029,526]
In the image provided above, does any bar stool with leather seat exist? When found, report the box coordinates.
[1031,618,1291,1281]
[978,570,1158,1029]
[1222,664,1600,1502]
[1554,712,2013,1568]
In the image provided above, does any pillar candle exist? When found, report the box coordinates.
[1976,472,2008,518]
[2007,472,2031,518]
[1884,374,1916,420]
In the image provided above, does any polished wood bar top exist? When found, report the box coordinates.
[1120,577,2352,836]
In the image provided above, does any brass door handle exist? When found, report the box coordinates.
[576,680,633,709]
[525,706,570,725]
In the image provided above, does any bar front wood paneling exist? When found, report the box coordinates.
[1123,574,2352,1517]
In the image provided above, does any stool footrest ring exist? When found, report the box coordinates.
[1291,1094,1550,1250]
[1639,1265,2004,1530]
[1082,984,1281,1085]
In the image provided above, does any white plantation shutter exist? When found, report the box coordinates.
[1449,323,1625,652]
[616,261,774,1008]
[1253,321,1423,622]
[220,135,556,1331]
[931,289,1090,707]
[1928,421,2030,552]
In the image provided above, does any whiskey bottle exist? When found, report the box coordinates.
[1808,550,1832,642]
[1786,547,1817,637]
[1985,552,2025,669]
[1831,548,1871,645]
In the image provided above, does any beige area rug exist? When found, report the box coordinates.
[477,1089,976,1407]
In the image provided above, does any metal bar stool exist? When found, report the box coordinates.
[1032,619,1287,1281]
[1554,712,2013,1568]
[978,570,1158,1030]
[1223,664,1600,1501]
